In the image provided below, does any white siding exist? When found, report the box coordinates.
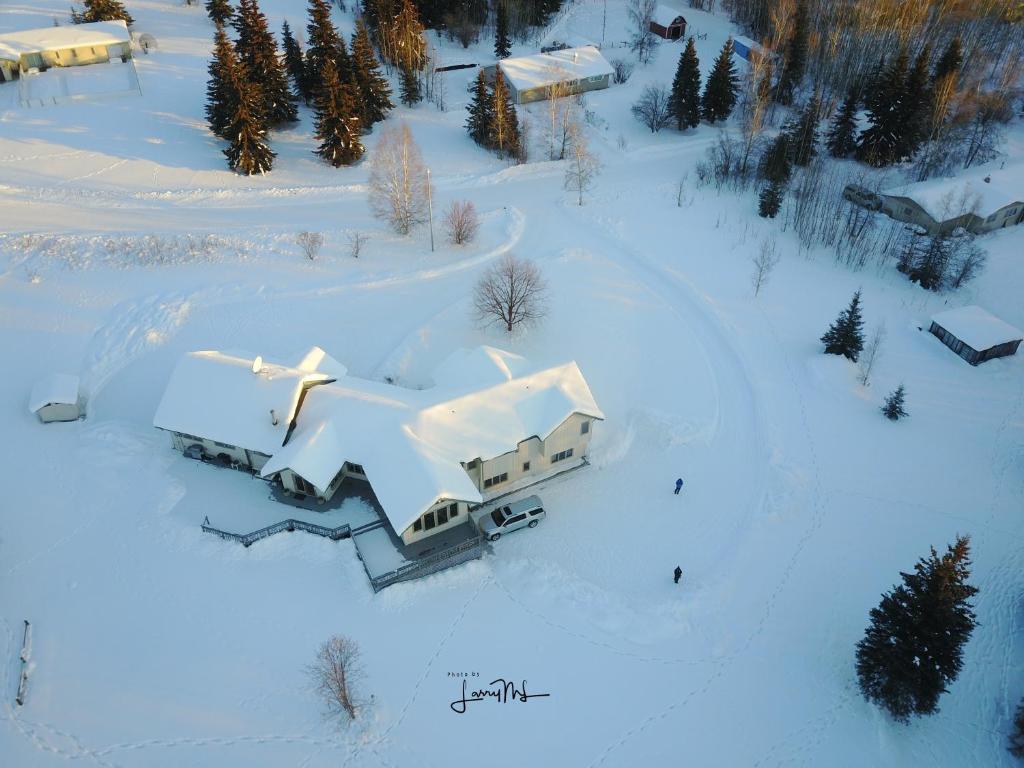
[401,498,471,545]
[37,402,80,422]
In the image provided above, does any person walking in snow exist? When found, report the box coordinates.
[674,566,682,584]
[674,478,684,495]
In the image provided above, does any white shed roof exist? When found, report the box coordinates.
[652,5,685,27]
[259,346,604,536]
[0,20,130,62]
[884,164,1024,221]
[498,46,613,92]
[29,373,80,413]
[152,349,336,456]
[931,306,1023,351]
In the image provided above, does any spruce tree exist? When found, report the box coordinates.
[281,21,306,101]
[881,384,908,420]
[855,536,977,721]
[857,51,908,167]
[73,0,134,24]
[390,0,427,73]
[758,132,792,184]
[1009,698,1024,758]
[223,61,276,174]
[933,37,962,83]
[758,180,784,218]
[494,1,511,59]
[490,72,520,158]
[305,0,343,102]
[787,96,819,167]
[897,46,931,160]
[775,0,809,104]
[826,88,858,158]
[701,38,739,123]
[314,57,364,167]
[668,37,701,131]
[465,69,495,148]
[233,0,297,127]
[820,289,865,361]
[205,0,234,26]
[206,24,240,139]
[351,19,393,128]
[399,64,422,106]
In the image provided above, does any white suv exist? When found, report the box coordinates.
[477,496,545,542]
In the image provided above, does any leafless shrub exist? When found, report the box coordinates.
[611,59,634,84]
[473,253,547,333]
[857,323,886,386]
[296,231,325,261]
[347,231,368,259]
[632,85,672,133]
[308,635,363,723]
[444,200,479,245]
[750,235,779,297]
[564,122,600,206]
[948,238,986,290]
[368,123,431,236]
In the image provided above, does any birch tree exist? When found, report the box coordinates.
[368,124,431,235]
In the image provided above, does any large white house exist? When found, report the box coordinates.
[0,21,132,83]
[154,346,604,545]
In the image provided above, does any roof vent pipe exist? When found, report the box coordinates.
[270,409,278,426]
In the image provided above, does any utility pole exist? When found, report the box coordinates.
[602,0,607,45]
[426,167,434,252]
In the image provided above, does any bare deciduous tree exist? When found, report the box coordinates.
[368,123,432,236]
[444,200,479,245]
[473,253,547,333]
[347,231,368,258]
[308,635,363,722]
[627,0,657,64]
[564,122,600,207]
[545,74,579,161]
[611,59,634,84]
[857,323,886,386]
[297,231,325,261]
[631,85,672,132]
[750,235,779,297]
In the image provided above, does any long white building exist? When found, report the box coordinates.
[154,346,604,545]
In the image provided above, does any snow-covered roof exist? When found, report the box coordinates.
[883,164,1024,221]
[258,346,604,536]
[29,373,79,413]
[0,21,130,62]
[498,46,613,92]
[652,5,685,27]
[152,349,336,456]
[931,306,1023,351]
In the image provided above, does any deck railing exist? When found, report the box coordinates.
[202,518,351,547]
[367,534,487,592]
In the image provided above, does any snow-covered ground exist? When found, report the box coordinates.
[1,1,1022,766]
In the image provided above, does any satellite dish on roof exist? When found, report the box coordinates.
[252,356,263,374]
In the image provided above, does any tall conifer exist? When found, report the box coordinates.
[73,0,134,24]
[305,0,343,102]
[826,88,858,158]
[465,69,495,147]
[314,57,364,166]
[206,0,234,26]
[351,19,393,127]
[701,38,739,123]
[490,72,520,158]
[234,0,297,126]
[281,21,306,100]
[775,0,809,103]
[223,60,276,174]
[668,37,702,130]
[820,290,865,361]
[494,1,511,59]
[206,24,239,139]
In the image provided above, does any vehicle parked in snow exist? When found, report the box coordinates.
[842,184,882,210]
[477,495,545,541]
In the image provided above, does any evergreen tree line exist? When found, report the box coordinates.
[71,0,134,25]
[465,70,522,161]
[206,0,394,174]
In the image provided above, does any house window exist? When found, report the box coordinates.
[581,421,589,435]
[424,511,436,530]
[466,458,479,469]
[448,502,459,517]
[413,519,422,532]
[484,477,492,488]
[485,472,508,487]
[551,448,574,464]
[346,462,365,475]
[438,507,449,525]
[214,441,234,449]
[523,461,531,472]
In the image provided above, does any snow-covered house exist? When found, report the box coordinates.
[497,46,614,104]
[0,21,132,83]
[29,373,83,422]
[879,166,1024,235]
[733,36,764,63]
[928,306,1023,365]
[154,346,604,546]
[649,6,686,40]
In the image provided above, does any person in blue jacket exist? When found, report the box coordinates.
[674,478,684,495]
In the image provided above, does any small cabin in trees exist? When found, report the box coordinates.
[733,36,764,63]
[649,6,686,40]
[929,306,1023,365]
[879,165,1024,236]
[0,21,132,82]
[29,374,83,422]
[496,46,613,104]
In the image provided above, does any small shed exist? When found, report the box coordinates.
[650,6,686,40]
[929,306,1023,365]
[30,373,83,422]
